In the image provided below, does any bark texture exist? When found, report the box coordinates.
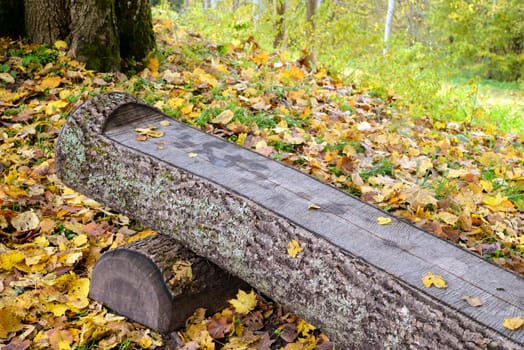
[55,92,524,349]
[116,0,156,63]
[0,0,25,38]
[90,234,248,332]
[24,0,69,45]
[69,0,121,72]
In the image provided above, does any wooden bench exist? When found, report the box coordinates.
[56,92,524,349]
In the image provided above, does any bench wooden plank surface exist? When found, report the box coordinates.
[56,92,524,348]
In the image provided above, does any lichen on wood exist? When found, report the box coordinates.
[56,92,524,349]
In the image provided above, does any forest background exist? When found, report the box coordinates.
[0,0,523,349]
[165,0,524,135]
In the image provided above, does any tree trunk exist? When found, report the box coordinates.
[69,0,121,72]
[24,0,69,45]
[384,0,395,53]
[116,0,156,64]
[273,0,287,48]
[303,0,318,67]
[5,0,155,72]
[0,0,25,38]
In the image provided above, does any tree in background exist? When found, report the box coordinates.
[0,0,155,72]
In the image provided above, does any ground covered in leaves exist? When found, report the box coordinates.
[1,13,523,349]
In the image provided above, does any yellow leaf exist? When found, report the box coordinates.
[188,152,198,158]
[307,204,320,210]
[377,217,392,225]
[211,109,234,124]
[287,239,304,258]
[67,276,90,309]
[503,316,524,330]
[236,133,247,146]
[134,127,164,138]
[11,210,40,232]
[160,120,171,126]
[38,76,62,91]
[167,97,184,109]
[0,250,25,271]
[422,272,447,288]
[0,307,24,338]
[297,319,316,336]
[436,212,459,225]
[181,103,194,115]
[45,100,68,115]
[147,57,160,75]
[127,230,157,243]
[228,289,257,315]
[253,50,270,65]
[54,40,68,50]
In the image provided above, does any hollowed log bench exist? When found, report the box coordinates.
[55,92,524,349]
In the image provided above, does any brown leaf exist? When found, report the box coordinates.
[208,316,232,339]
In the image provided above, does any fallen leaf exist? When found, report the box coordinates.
[287,239,304,258]
[211,109,234,124]
[11,211,40,232]
[229,289,257,315]
[188,152,198,158]
[461,295,483,307]
[0,308,24,338]
[422,272,447,288]
[54,40,68,49]
[208,316,232,339]
[307,204,320,210]
[159,120,171,126]
[170,261,193,284]
[503,316,524,331]
[377,216,392,225]
[0,72,15,84]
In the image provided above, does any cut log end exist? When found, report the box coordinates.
[90,235,249,332]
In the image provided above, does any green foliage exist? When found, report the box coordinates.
[174,0,523,136]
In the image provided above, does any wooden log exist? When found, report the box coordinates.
[56,92,524,349]
[90,234,249,332]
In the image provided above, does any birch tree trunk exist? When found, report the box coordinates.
[384,0,395,53]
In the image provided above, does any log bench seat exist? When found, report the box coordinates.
[55,92,524,349]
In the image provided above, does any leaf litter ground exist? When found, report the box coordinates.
[1,14,523,349]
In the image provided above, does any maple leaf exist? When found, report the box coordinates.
[228,289,257,315]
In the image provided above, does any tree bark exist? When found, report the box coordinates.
[303,0,318,67]
[116,0,156,63]
[0,0,25,38]
[24,0,69,45]
[273,0,287,48]
[55,92,524,349]
[69,0,121,72]
[90,234,249,332]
